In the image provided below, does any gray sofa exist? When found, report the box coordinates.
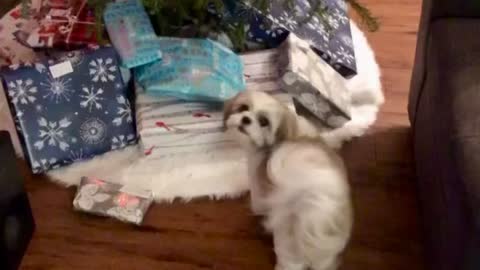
[409,0,480,269]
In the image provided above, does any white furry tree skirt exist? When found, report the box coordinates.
[47,22,382,202]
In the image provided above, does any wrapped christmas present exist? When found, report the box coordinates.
[0,46,137,173]
[104,0,162,68]
[136,94,235,157]
[278,34,351,128]
[241,48,281,92]
[135,85,293,158]
[0,0,46,67]
[73,177,153,225]
[235,0,356,78]
[134,37,246,103]
[25,0,99,49]
[207,0,289,51]
[0,0,49,157]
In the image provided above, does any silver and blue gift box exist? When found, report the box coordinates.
[1,46,137,173]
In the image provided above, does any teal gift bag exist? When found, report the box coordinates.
[135,38,246,102]
[104,0,162,68]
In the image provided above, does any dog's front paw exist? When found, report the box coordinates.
[275,263,290,270]
[275,262,304,270]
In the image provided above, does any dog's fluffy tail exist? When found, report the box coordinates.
[293,192,352,270]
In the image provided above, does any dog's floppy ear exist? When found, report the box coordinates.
[223,93,240,127]
[276,107,298,142]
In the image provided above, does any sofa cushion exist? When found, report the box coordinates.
[414,18,480,270]
[432,0,480,18]
[428,19,480,217]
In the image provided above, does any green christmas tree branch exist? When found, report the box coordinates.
[23,0,379,51]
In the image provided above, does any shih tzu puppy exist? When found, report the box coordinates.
[223,90,353,270]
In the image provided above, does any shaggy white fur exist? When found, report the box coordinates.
[47,22,383,202]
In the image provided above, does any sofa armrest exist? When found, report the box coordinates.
[408,0,433,125]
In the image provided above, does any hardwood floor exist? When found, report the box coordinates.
[19,0,424,269]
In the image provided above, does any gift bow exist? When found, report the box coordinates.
[57,15,79,35]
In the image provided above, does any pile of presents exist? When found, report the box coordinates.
[0,0,356,221]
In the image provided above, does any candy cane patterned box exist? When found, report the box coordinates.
[136,89,293,158]
[0,46,137,173]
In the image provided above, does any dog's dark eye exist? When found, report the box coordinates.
[237,104,249,112]
[258,115,269,127]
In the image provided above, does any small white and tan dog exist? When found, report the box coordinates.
[224,91,353,270]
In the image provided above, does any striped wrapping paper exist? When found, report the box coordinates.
[136,48,293,158]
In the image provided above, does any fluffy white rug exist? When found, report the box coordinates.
[47,22,383,202]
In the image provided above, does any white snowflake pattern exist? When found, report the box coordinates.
[305,20,329,43]
[8,64,21,70]
[336,46,354,64]
[32,158,59,172]
[278,11,298,29]
[325,49,337,63]
[40,76,73,103]
[7,79,37,105]
[69,149,91,162]
[336,0,348,11]
[299,0,311,10]
[302,27,330,47]
[326,15,340,30]
[111,134,135,150]
[332,8,349,24]
[34,117,72,151]
[338,33,353,47]
[266,14,280,26]
[112,96,132,126]
[80,118,107,145]
[302,35,318,47]
[9,62,46,73]
[89,58,117,82]
[35,63,47,73]
[79,86,104,112]
[306,21,317,30]
[294,4,308,18]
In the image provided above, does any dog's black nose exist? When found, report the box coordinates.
[241,116,251,125]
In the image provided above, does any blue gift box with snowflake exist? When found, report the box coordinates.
[0,46,137,173]
[216,0,356,78]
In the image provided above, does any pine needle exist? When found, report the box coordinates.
[346,0,379,32]
[20,0,32,19]
[88,0,109,44]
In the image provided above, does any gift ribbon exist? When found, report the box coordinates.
[44,0,96,45]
